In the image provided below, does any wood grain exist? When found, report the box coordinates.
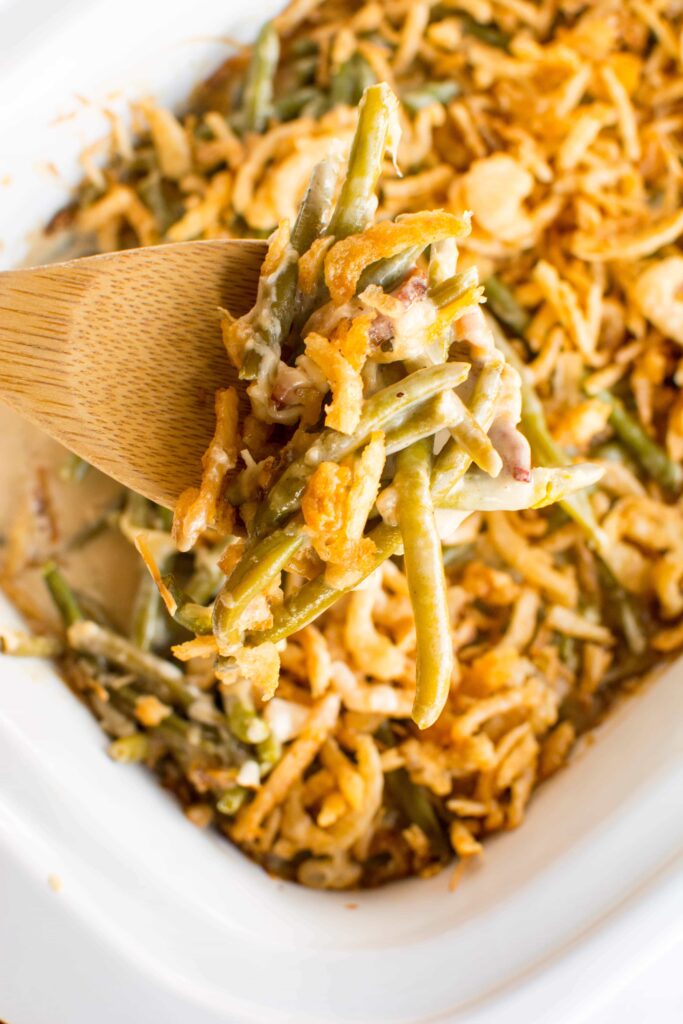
[0,239,267,507]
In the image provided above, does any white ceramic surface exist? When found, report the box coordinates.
[1,3,682,1022]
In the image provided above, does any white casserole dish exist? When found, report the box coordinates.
[0,2,682,1021]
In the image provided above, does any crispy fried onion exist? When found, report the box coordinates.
[325,210,471,304]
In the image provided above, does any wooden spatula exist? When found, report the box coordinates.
[0,239,267,508]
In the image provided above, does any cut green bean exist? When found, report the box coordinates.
[431,359,504,501]
[402,81,460,115]
[240,158,340,383]
[217,786,248,816]
[137,171,179,234]
[375,723,450,858]
[257,731,282,774]
[442,542,475,569]
[489,319,614,561]
[484,276,531,337]
[597,562,648,655]
[293,82,402,329]
[185,539,231,604]
[330,52,376,107]
[596,389,683,497]
[291,38,318,58]
[251,380,595,651]
[160,575,214,635]
[428,237,458,291]
[108,733,150,763]
[273,87,318,121]
[460,13,510,49]
[111,684,247,765]
[225,693,270,744]
[357,245,424,295]
[293,55,318,85]
[0,631,63,657]
[439,464,604,512]
[251,361,469,537]
[67,620,197,709]
[247,521,402,644]
[242,21,280,133]
[431,267,480,308]
[395,440,453,730]
[385,766,450,858]
[213,525,308,643]
[132,567,167,651]
[327,83,399,240]
[43,561,84,627]
[383,392,463,456]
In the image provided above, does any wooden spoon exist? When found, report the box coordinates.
[0,239,267,508]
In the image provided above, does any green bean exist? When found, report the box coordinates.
[386,768,450,857]
[383,392,463,456]
[273,87,318,121]
[160,575,214,635]
[67,620,198,710]
[59,452,89,482]
[558,633,579,673]
[291,160,341,255]
[185,538,231,604]
[217,786,248,816]
[601,652,661,689]
[225,692,270,744]
[108,733,150,763]
[445,393,502,476]
[616,595,648,656]
[247,521,402,644]
[402,81,460,115]
[132,564,168,651]
[330,53,376,107]
[242,21,280,133]
[0,631,63,657]
[111,684,247,764]
[293,55,318,85]
[247,437,595,649]
[484,276,531,337]
[431,359,504,501]
[295,243,425,340]
[489,320,613,560]
[596,389,683,497]
[240,158,340,382]
[293,83,401,329]
[327,83,399,241]
[257,731,282,774]
[460,13,510,49]
[428,238,458,291]
[597,563,648,656]
[251,361,469,537]
[330,57,358,108]
[43,561,84,627]
[442,542,475,569]
[593,440,636,466]
[438,464,604,511]
[356,245,424,295]
[431,267,480,308]
[291,38,318,58]
[137,171,179,234]
[213,525,308,643]
[375,723,449,858]
[395,440,453,730]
